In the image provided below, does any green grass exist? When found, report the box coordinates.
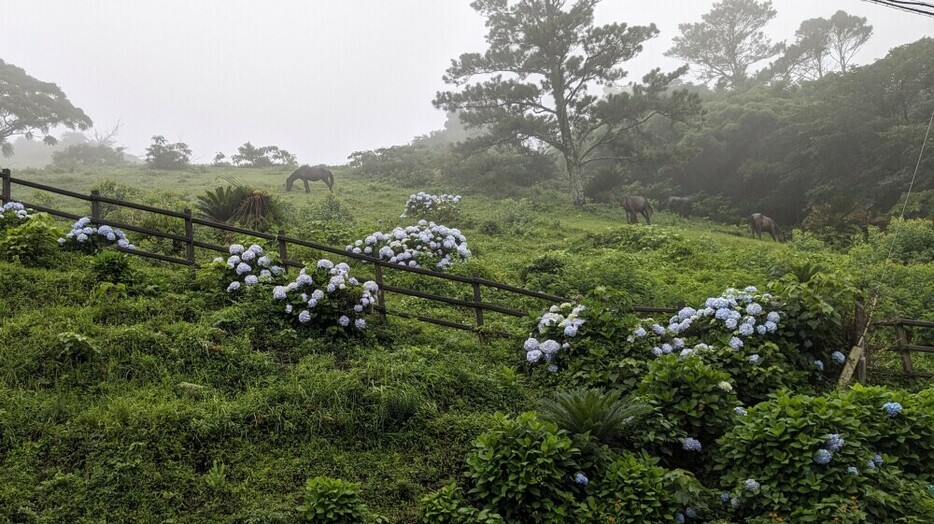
[2,165,933,521]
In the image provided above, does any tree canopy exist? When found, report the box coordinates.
[667,0,784,89]
[0,58,93,157]
[434,0,700,206]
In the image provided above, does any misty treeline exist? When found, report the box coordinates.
[348,0,933,241]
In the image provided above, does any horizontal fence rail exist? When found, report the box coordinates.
[1,168,679,336]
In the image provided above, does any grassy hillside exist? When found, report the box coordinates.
[2,166,933,522]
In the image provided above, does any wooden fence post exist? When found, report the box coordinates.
[276,229,289,273]
[1,168,10,203]
[90,190,101,222]
[895,322,916,386]
[856,338,867,384]
[183,208,195,265]
[472,276,484,329]
[374,262,387,323]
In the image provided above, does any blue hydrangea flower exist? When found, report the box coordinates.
[651,323,665,335]
[738,323,754,337]
[814,449,833,465]
[826,434,845,452]
[573,472,588,485]
[226,281,240,292]
[882,402,903,417]
[848,467,859,476]
[236,262,251,275]
[767,311,780,323]
[725,318,738,330]
[675,513,684,523]
[634,326,647,337]
[662,343,673,354]
[547,364,558,373]
[564,324,578,337]
[298,310,311,323]
[241,250,256,261]
[756,325,767,335]
[257,256,270,268]
[748,354,760,364]
[285,304,293,314]
[652,347,663,357]
[524,338,540,352]
[744,479,760,491]
[764,320,777,332]
[685,507,696,519]
[244,275,258,285]
[541,339,560,357]
[734,406,747,416]
[873,454,884,466]
[682,437,702,452]
[526,350,543,363]
[729,337,743,349]
[678,307,696,320]
[273,286,287,300]
[720,492,731,503]
[715,308,731,320]
[832,351,846,364]
[229,244,244,255]
[354,318,366,330]
[338,315,350,327]
[814,360,824,371]
[746,303,763,315]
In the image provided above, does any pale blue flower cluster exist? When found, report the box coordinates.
[743,478,760,491]
[400,191,462,219]
[813,449,833,465]
[733,406,747,416]
[848,466,859,476]
[629,286,784,360]
[825,433,845,452]
[347,220,470,270]
[882,402,903,417]
[1,201,34,224]
[831,351,846,364]
[573,472,589,485]
[524,303,586,369]
[682,437,702,451]
[273,258,376,331]
[215,243,283,292]
[59,216,136,250]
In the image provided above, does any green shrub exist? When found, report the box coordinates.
[634,354,738,458]
[91,251,134,284]
[419,483,504,523]
[296,476,369,523]
[714,389,934,522]
[573,451,706,524]
[850,218,934,265]
[464,412,582,523]
[0,213,61,267]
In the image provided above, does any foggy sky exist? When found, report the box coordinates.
[2,1,931,166]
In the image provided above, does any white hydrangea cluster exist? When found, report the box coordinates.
[58,217,136,251]
[347,220,470,270]
[523,302,587,372]
[213,243,285,293]
[400,191,462,221]
[1,201,34,226]
[273,258,377,331]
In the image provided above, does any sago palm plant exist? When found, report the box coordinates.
[538,388,651,447]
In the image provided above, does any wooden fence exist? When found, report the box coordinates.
[1,168,678,335]
[872,318,934,385]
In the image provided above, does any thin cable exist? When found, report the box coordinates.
[863,0,934,16]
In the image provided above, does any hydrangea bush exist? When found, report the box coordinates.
[0,201,35,230]
[400,191,462,223]
[346,220,470,270]
[273,258,377,334]
[58,217,136,252]
[523,302,587,373]
[209,243,285,294]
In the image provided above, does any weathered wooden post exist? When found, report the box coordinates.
[895,321,916,386]
[183,208,195,265]
[472,276,484,329]
[1,168,11,203]
[90,190,102,222]
[276,229,289,273]
[374,262,387,323]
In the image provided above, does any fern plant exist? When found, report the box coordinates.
[538,388,650,447]
[196,185,249,224]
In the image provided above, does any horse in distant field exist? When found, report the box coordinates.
[623,196,653,225]
[285,165,334,193]
[662,196,692,218]
[750,213,786,242]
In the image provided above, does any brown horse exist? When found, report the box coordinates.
[623,196,653,224]
[750,213,786,242]
[286,165,334,193]
[662,196,692,218]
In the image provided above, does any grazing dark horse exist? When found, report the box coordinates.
[623,196,653,225]
[662,196,692,218]
[750,213,787,242]
[285,165,334,193]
